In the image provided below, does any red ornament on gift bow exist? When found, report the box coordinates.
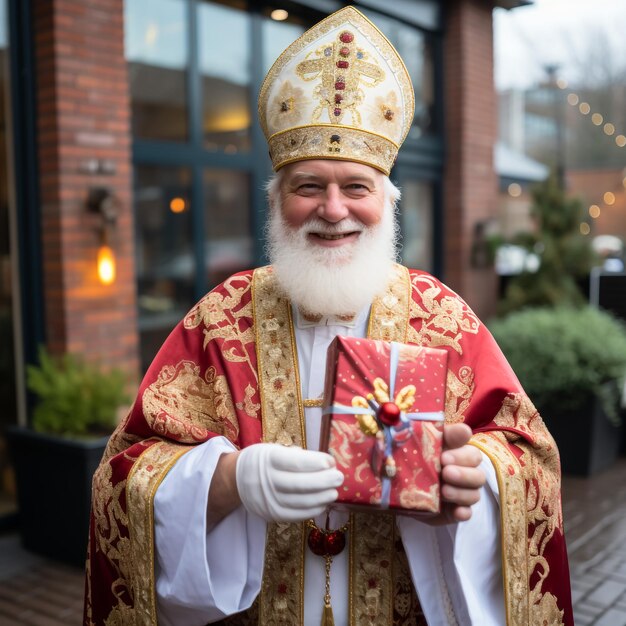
[378,401,401,426]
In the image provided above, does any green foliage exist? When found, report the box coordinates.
[498,176,598,315]
[489,306,626,422]
[26,347,130,437]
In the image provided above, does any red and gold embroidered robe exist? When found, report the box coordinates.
[84,264,573,625]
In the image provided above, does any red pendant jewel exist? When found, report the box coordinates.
[307,519,347,557]
[307,513,349,624]
[307,527,326,556]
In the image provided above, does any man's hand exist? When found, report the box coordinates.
[237,444,344,522]
[208,444,344,526]
[425,423,486,525]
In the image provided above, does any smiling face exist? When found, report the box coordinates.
[279,160,386,250]
[266,159,400,316]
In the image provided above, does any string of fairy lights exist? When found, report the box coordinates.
[556,78,626,236]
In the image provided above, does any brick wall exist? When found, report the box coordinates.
[443,0,499,320]
[33,0,138,378]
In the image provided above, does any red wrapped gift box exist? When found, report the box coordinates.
[320,336,448,514]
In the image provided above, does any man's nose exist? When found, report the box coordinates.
[317,185,349,222]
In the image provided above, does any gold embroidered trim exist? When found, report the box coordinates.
[470,432,529,626]
[142,360,240,443]
[368,264,411,342]
[350,512,395,624]
[268,125,399,175]
[126,440,190,625]
[407,272,480,355]
[253,266,307,624]
[303,398,324,408]
[252,266,305,447]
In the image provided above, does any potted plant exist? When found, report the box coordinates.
[7,347,130,566]
[489,306,626,476]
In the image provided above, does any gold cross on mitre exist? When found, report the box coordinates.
[295,30,385,126]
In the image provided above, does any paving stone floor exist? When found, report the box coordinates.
[562,457,626,625]
[0,533,84,625]
[2,458,626,624]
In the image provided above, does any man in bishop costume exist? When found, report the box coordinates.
[85,7,573,626]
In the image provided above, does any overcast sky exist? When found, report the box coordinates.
[494,0,626,91]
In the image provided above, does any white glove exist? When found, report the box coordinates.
[236,443,344,522]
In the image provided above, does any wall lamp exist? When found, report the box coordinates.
[87,187,118,286]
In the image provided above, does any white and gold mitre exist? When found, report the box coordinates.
[258,6,415,175]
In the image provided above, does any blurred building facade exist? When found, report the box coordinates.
[498,79,626,241]
[0,0,523,515]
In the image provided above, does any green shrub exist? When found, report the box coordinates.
[489,306,626,422]
[26,347,130,437]
[497,176,598,315]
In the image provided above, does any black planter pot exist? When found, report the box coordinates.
[542,395,622,476]
[7,426,108,566]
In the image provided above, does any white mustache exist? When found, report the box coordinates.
[302,218,365,236]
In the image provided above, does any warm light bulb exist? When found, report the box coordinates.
[604,191,616,205]
[556,78,568,89]
[507,183,522,197]
[579,223,590,235]
[97,245,116,285]
[579,102,590,115]
[170,197,186,213]
[270,9,289,20]
[567,93,579,106]
[591,113,603,126]
[604,123,615,136]
[616,135,626,148]
[588,205,601,219]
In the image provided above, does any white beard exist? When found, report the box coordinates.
[266,200,399,316]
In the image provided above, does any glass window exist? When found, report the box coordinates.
[125,0,189,142]
[399,180,434,273]
[203,169,253,287]
[135,166,193,370]
[359,10,436,139]
[357,0,440,30]
[261,14,306,75]
[198,2,251,153]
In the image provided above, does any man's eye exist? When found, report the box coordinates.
[298,184,321,193]
[346,184,368,191]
